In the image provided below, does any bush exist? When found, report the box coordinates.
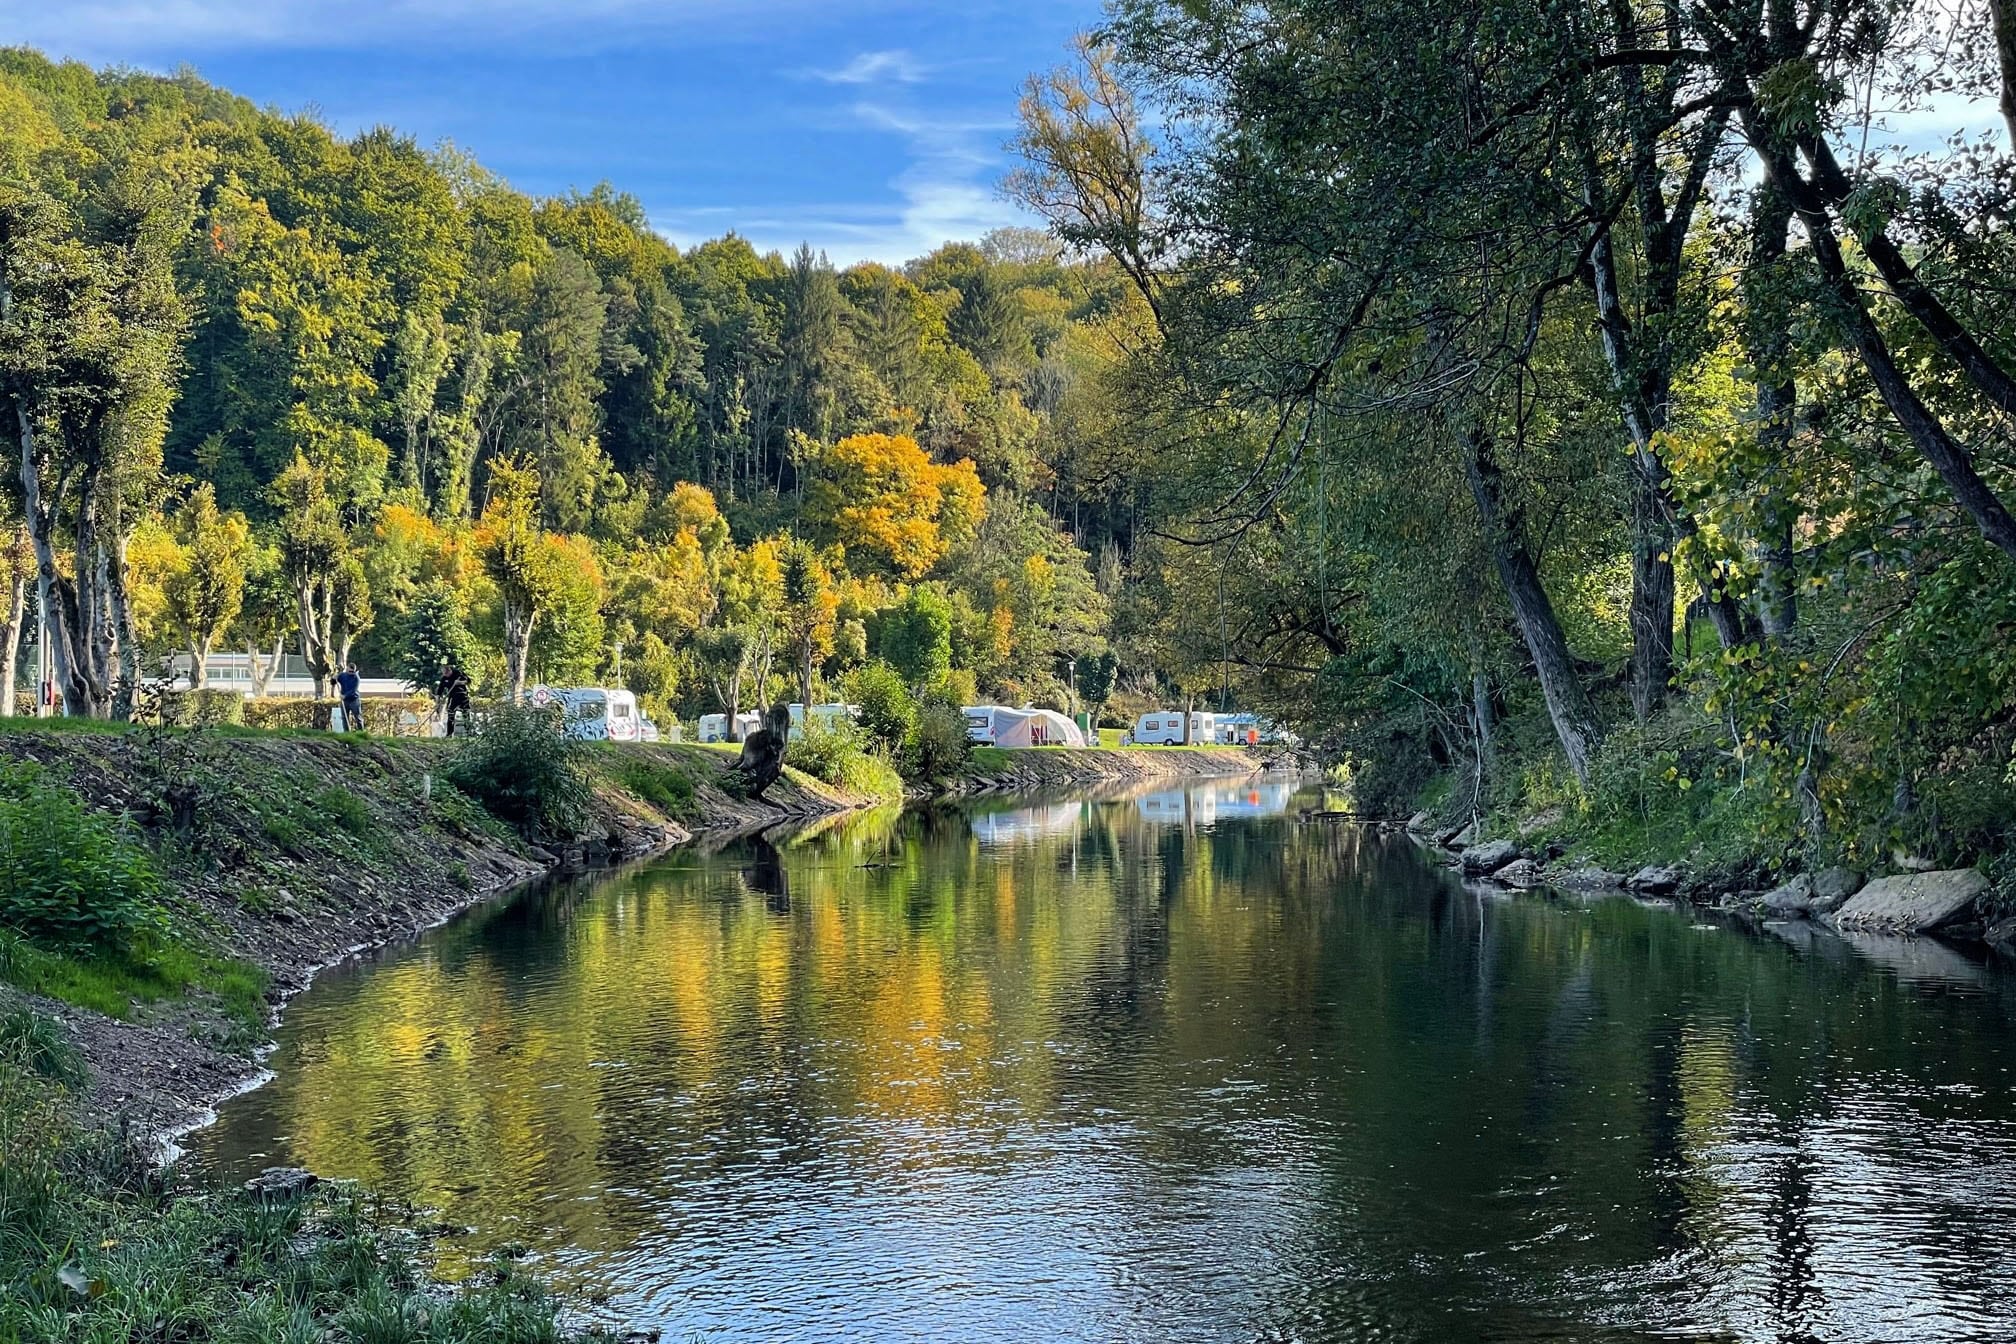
[154,688,245,728]
[848,660,917,751]
[788,722,904,799]
[243,698,335,732]
[0,764,166,954]
[903,703,973,783]
[443,705,591,841]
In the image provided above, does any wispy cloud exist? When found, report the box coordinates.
[0,0,826,58]
[810,49,928,85]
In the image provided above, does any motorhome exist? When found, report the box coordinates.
[697,711,764,744]
[788,703,860,740]
[1132,710,1215,746]
[534,687,641,742]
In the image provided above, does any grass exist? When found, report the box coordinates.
[0,929,267,1039]
[604,753,699,819]
[0,1013,610,1344]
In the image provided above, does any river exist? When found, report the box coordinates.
[190,776,2016,1343]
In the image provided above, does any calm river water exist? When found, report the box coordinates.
[191,777,2016,1343]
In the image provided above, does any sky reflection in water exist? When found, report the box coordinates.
[192,777,2016,1343]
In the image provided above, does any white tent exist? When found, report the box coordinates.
[984,706,1086,749]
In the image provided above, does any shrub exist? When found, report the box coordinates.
[155,688,245,728]
[0,765,166,954]
[315,787,374,838]
[903,703,973,783]
[848,660,917,751]
[243,698,335,732]
[443,705,591,841]
[789,722,904,799]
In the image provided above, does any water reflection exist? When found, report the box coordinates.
[191,776,2016,1343]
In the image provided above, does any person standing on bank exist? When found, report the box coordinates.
[439,661,472,737]
[337,664,365,734]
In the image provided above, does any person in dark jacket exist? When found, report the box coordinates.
[439,662,472,737]
[337,664,365,734]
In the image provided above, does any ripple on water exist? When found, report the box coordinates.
[190,782,2016,1343]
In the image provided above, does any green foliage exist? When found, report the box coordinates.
[608,755,698,820]
[316,786,375,838]
[848,659,919,752]
[444,706,592,841]
[879,587,954,691]
[786,723,904,799]
[903,704,974,784]
[396,580,482,694]
[0,765,166,954]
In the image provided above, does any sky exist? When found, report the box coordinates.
[0,0,1104,265]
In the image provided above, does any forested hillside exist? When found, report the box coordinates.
[8,0,2016,882]
[1012,3,2016,877]
[0,47,1130,735]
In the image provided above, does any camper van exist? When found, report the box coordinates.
[788,703,859,741]
[535,687,641,742]
[1132,710,1216,746]
[697,711,763,744]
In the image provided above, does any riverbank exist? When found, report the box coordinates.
[1400,810,2016,954]
[950,743,1272,794]
[0,722,868,1143]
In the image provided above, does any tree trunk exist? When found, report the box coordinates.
[1464,429,1603,784]
[1752,135,2016,561]
[106,528,142,721]
[248,636,283,697]
[189,635,213,689]
[1471,663,1498,784]
[0,566,23,718]
[296,577,335,700]
[798,634,815,710]
[18,405,92,716]
[727,662,745,741]
[1994,0,2016,149]
[1798,135,2016,418]
[1747,185,1799,639]
[502,600,535,701]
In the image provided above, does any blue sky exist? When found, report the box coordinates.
[2,0,1104,265]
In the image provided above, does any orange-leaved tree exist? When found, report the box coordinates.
[804,433,984,580]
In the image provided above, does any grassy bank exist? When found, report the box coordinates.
[0,717,869,1132]
[0,715,881,1344]
[0,1004,617,1343]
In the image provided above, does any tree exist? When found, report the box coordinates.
[1,111,197,717]
[776,536,840,706]
[880,586,954,692]
[271,455,371,698]
[475,455,561,700]
[163,484,251,686]
[396,579,481,694]
[804,432,984,579]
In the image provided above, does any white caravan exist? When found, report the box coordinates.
[1132,710,1215,746]
[532,687,641,742]
[698,711,764,743]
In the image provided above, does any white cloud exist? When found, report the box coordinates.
[0,0,826,59]
[810,49,928,85]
